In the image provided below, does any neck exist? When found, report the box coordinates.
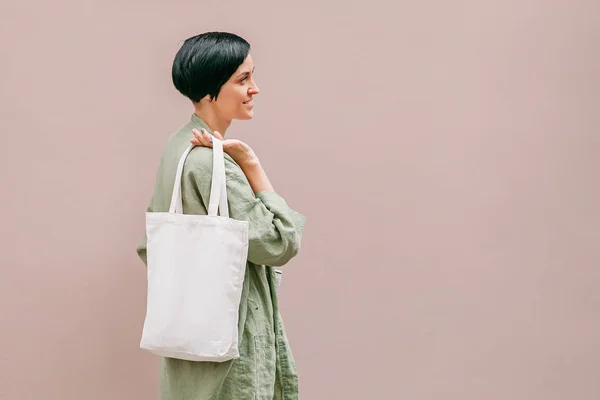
[193,103,231,136]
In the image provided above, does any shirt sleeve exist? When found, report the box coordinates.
[190,148,307,267]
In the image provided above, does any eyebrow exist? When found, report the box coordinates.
[236,67,255,79]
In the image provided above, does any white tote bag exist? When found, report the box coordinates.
[140,138,249,362]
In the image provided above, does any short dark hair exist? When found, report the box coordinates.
[172,32,251,102]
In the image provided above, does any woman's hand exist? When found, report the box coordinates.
[191,128,258,167]
[191,128,274,193]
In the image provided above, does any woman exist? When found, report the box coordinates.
[136,32,306,400]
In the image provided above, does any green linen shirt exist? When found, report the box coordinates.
[136,114,307,400]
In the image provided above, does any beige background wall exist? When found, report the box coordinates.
[1,0,599,399]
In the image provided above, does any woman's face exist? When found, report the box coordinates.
[213,54,259,121]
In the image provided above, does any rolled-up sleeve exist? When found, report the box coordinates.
[244,190,306,266]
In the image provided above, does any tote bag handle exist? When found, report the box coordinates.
[168,139,229,217]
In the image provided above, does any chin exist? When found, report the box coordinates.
[236,111,254,120]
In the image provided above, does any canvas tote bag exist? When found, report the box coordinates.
[140,138,249,362]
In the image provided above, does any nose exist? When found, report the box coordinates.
[249,80,260,95]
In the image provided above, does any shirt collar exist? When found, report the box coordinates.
[189,113,213,135]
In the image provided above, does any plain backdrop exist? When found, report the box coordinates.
[1,0,599,399]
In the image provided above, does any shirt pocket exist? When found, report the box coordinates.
[246,298,270,337]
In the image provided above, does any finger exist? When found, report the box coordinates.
[212,130,224,141]
[192,128,206,140]
[191,129,204,146]
[201,129,214,145]
[192,129,201,140]
[190,129,207,147]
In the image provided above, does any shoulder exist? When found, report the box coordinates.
[185,145,213,168]
[181,147,251,198]
[183,146,245,181]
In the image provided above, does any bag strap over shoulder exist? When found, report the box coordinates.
[168,139,229,217]
[207,138,229,217]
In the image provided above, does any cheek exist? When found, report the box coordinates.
[233,85,247,100]
[216,85,247,113]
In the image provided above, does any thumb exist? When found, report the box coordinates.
[212,130,225,140]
